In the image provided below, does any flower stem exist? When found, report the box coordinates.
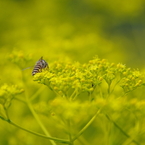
[25,91,57,145]
[30,86,45,101]
[8,120,70,144]
[105,114,140,145]
[70,89,78,100]
[67,119,74,145]
[72,109,100,142]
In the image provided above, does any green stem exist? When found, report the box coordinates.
[8,120,69,144]
[70,89,78,100]
[15,87,44,103]
[88,91,93,102]
[107,82,111,95]
[70,90,76,99]
[21,69,61,145]
[77,136,90,145]
[30,86,45,101]
[25,92,57,145]
[72,109,100,142]
[14,97,26,103]
[105,114,140,145]
[67,119,74,145]
[110,78,121,94]
[68,120,72,140]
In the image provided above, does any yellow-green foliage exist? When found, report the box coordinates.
[0,84,24,120]
[1,55,145,145]
[1,0,145,145]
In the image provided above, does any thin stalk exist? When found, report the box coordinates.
[25,91,57,145]
[70,89,77,100]
[67,119,74,145]
[30,86,45,101]
[68,120,72,141]
[88,91,94,102]
[72,109,100,142]
[8,120,69,144]
[110,78,121,94]
[99,85,104,98]
[21,70,58,145]
[72,92,79,101]
[105,114,140,145]
[107,82,111,95]
[77,136,90,145]
[14,85,44,103]
[14,97,26,103]
[70,89,79,101]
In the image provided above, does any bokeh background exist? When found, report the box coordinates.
[1,0,145,145]
[1,0,145,67]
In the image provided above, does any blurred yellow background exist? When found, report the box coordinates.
[1,0,145,145]
[1,0,145,66]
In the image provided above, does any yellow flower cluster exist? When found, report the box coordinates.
[8,50,32,69]
[0,84,24,120]
[33,57,144,97]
